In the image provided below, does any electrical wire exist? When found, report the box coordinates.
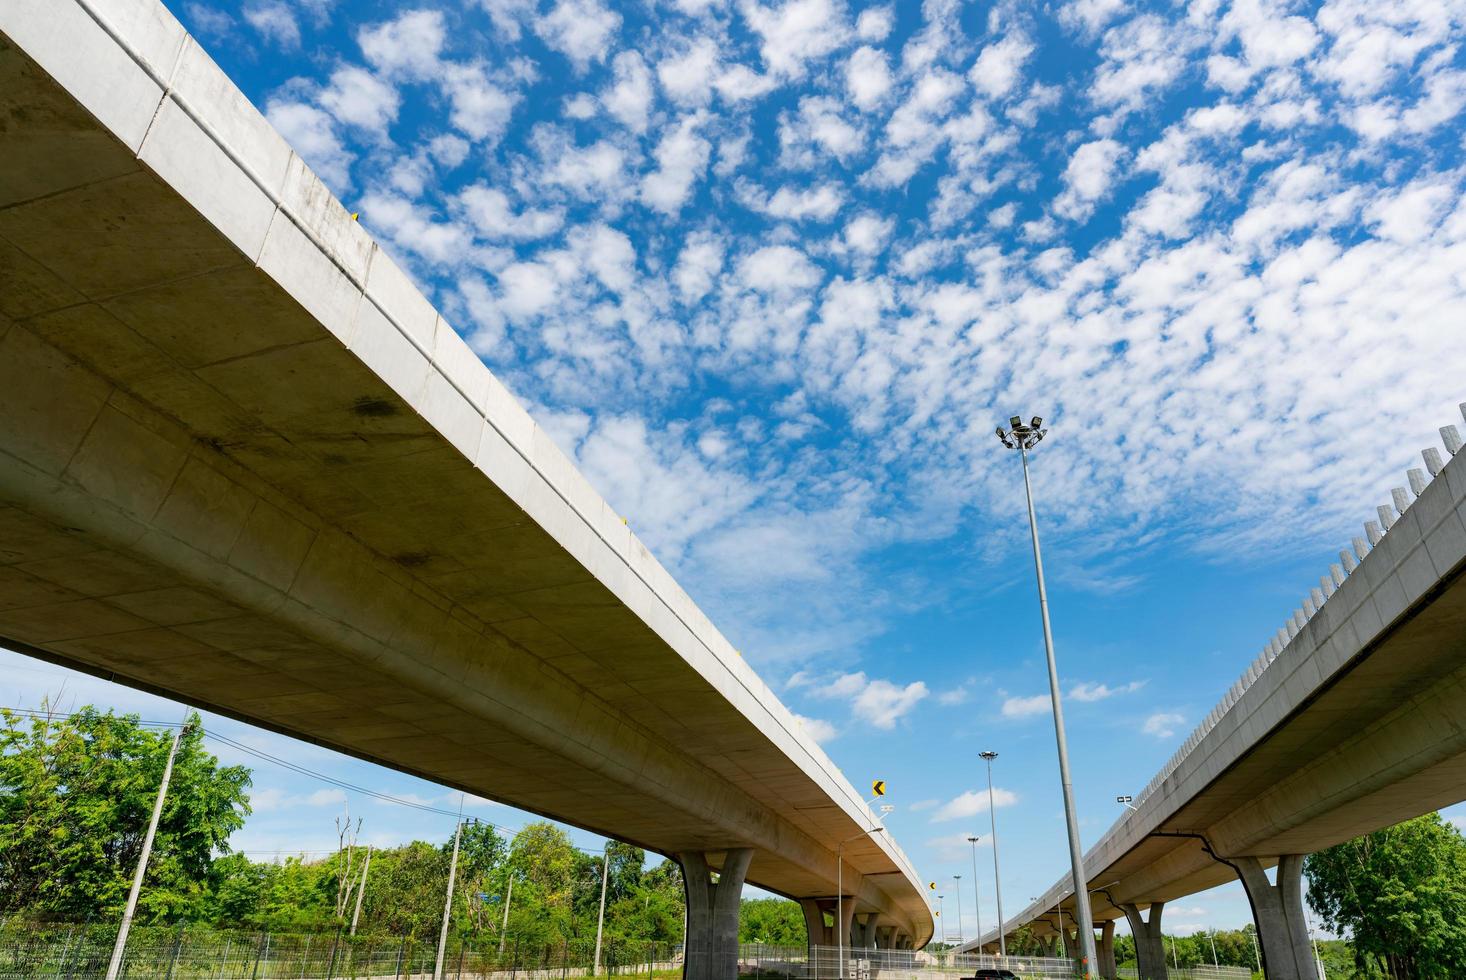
[1,704,613,855]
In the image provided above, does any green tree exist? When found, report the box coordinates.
[0,705,250,923]
[1306,812,1466,980]
[739,897,805,944]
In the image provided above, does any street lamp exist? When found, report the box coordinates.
[995,416,1098,977]
[937,893,946,944]
[1116,796,1138,813]
[979,751,1006,959]
[965,836,984,949]
[952,875,963,945]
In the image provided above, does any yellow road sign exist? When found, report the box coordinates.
[872,779,886,797]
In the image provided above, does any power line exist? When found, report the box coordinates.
[1,704,614,856]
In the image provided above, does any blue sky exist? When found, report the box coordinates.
[9,0,1466,943]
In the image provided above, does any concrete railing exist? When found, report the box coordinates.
[1123,403,1466,818]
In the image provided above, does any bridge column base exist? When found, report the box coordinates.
[1119,902,1166,980]
[1096,920,1117,980]
[1235,855,1318,980]
[681,848,753,980]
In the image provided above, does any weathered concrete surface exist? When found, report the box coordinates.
[961,404,1466,960]
[0,0,932,946]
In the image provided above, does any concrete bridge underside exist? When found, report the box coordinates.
[0,0,933,969]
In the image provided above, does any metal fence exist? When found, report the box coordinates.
[1117,968,1252,980]
[0,923,680,980]
[3,926,1221,980]
[745,945,1084,979]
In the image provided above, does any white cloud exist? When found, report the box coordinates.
[674,231,725,303]
[843,212,893,255]
[855,6,892,42]
[936,685,970,706]
[605,51,655,131]
[1142,712,1185,738]
[659,38,722,107]
[969,33,1034,101]
[1001,694,1051,718]
[265,98,354,189]
[931,787,1019,822]
[243,0,301,48]
[738,244,822,292]
[535,0,621,71]
[757,183,847,222]
[642,114,712,214]
[441,63,517,142]
[497,261,560,320]
[359,9,445,78]
[1054,138,1126,221]
[792,712,839,743]
[318,65,399,136]
[459,186,564,239]
[803,670,928,729]
[1069,680,1146,702]
[742,0,851,78]
[846,46,894,110]
[851,677,929,728]
[307,788,348,807]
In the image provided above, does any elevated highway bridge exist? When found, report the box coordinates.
[959,409,1466,980]
[0,1,933,973]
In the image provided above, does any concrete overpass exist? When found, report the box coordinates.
[0,0,934,971]
[959,409,1466,979]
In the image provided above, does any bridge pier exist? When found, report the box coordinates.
[1096,920,1117,979]
[681,849,753,980]
[1119,902,1166,980]
[1234,855,1318,980]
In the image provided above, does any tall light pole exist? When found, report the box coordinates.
[966,836,984,949]
[979,751,1006,959]
[952,876,964,945]
[937,894,946,944]
[996,416,1098,977]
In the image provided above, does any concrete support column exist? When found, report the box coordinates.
[874,925,895,950]
[1119,903,1166,980]
[1233,856,1318,980]
[855,913,880,949]
[800,899,834,946]
[895,932,911,950]
[1096,920,1117,980]
[680,849,753,980]
[1039,936,1056,957]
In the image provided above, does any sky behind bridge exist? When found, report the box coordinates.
[8,0,1466,942]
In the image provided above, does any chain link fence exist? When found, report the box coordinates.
[2,925,1254,980]
[0,922,681,980]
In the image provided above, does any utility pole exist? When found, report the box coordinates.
[434,809,465,980]
[996,416,1097,976]
[499,874,514,956]
[105,718,188,980]
[350,846,373,936]
[594,842,611,976]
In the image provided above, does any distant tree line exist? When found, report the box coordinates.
[0,704,795,951]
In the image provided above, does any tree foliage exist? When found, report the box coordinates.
[0,705,250,923]
[1306,812,1466,980]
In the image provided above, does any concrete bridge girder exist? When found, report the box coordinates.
[0,0,938,963]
